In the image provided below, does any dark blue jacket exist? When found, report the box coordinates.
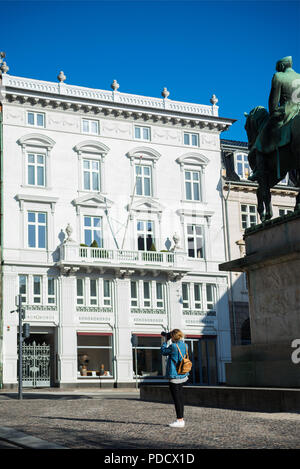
[161,340,190,379]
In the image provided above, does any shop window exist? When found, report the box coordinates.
[132,335,164,378]
[77,334,113,378]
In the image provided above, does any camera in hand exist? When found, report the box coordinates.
[161,331,172,341]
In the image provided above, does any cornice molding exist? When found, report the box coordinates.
[2,74,235,132]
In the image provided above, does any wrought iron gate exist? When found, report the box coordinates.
[20,341,51,387]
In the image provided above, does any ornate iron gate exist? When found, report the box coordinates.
[20,341,51,387]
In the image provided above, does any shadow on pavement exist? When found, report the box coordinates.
[37,416,163,426]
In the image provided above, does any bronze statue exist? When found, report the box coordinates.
[245,56,300,222]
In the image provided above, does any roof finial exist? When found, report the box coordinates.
[0,51,9,75]
[162,87,170,98]
[57,70,66,83]
[210,94,218,105]
[111,80,120,91]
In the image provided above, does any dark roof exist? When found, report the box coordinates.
[220,138,248,149]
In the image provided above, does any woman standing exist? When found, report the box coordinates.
[161,329,190,428]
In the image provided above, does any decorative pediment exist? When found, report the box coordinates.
[126,146,161,162]
[72,193,113,210]
[129,197,164,215]
[17,133,56,150]
[73,140,110,155]
[176,152,209,167]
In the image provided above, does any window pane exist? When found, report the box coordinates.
[34,276,41,295]
[77,279,83,297]
[191,134,198,146]
[90,279,97,297]
[144,178,151,196]
[92,172,99,191]
[48,278,55,295]
[135,127,141,139]
[143,127,150,140]
[182,283,188,301]
[156,283,163,299]
[184,133,190,145]
[28,165,35,185]
[27,113,35,125]
[38,213,46,224]
[84,171,90,190]
[91,121,98,134]
[82,120,89,132]
[131,281,137,299]
[19,276,27,294]
[185,182,192,200]
[28,225,36,247]
[136,177,143,195]
[144,282,150,299]
[37,114,44,127]
[38,225,46,249]
[37,166,45,186]
[28,212,35,223]
[103,280,110,298]
[84,217,91,227]
[83,160,90,169]
[193,182,200,200]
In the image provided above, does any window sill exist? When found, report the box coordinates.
[21,185,52,191]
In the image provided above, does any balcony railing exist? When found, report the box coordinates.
[59,244,177,267]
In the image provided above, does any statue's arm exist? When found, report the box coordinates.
[268,73,281,114]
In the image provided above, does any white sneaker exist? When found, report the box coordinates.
[169,420,185,428]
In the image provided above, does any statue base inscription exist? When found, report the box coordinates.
[219,211,300,387]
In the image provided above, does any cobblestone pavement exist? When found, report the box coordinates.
[1,389,300,449]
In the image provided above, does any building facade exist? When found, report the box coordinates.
[0,66,235,388]
[221,139,298,346]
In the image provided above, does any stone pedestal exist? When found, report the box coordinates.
[219,212,300,387]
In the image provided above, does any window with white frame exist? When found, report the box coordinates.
[241,204,257,229]
[27,211,47,249]
[279,208,293,217]
[103,280,111,306]
[83,159,100,191]
[187,224,205,259]
[135,164,152,196]
[185,170,201,201]
[76,278,112,307]
[83,216,102,247]
[27,111,45,128]
[27,153,46,187]
[130,280,165,310]
[19,275,28,304]
[47,278,56,304]
[18,274,56,305]
[137,220,155,251]
[182,282,216,311]
[82,119,99,135]
[131,335,164,378]
[184,132,199,147]
[90,279,98,305]
[235,153,250,180]
[33,275,42,303]
[134,125,151,141]
[77,278,84,305]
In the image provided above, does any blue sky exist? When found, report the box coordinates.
[1,0,300,141]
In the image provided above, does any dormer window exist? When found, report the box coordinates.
[235,153,250,180]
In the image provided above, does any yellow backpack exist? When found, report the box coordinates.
[176,343,192,375]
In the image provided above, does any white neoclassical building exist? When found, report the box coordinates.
[0,65,235,388]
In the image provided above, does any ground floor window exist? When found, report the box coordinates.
[132,335,164,378]
[185,336,218,385]
[77,333,113,378]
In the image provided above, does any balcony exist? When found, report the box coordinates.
[57,243,189,275]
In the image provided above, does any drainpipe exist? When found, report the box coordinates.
[220,159,238,345]
[0,103,3,388]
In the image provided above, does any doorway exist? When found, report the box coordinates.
[185,337,218,385]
